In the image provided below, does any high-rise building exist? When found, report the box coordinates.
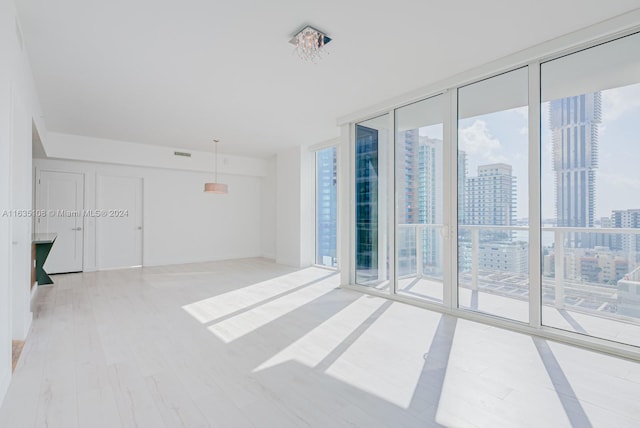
[458,163,519,272]
[355,125,380,278]
[458,151,467,223]
[316,147,337,267]
[397,129,419,275]
[418,136,443,274]
[618,266,640,317]
[594,216,613,248]
[550,92,601,248]
[396,130,444,276]
[611,208,640,260]
[397,130,419,224]
[464,163,516,241]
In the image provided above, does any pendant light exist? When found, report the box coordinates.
[204,139,228,194]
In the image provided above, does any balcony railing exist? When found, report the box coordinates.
[396,223,640,323]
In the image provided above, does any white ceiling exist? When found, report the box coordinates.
[16,0,640,158]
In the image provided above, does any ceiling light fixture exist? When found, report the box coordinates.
[289,25,331,63]
[204,139,228,194]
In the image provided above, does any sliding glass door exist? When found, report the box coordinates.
[540,32,640,346]
[355,114,390,290]
[457,68,529,322]
[395,95,445,303]
[349,30,640,352]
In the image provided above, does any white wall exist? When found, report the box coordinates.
[0,0,47,403]
[0,11,13,403]
[276,147,301,266]
[261,156,276,259]
[300,147,315,267]
[34,158,265,269]
[275,146,315,268]
[10,85,32,341]
[45,132,267,177]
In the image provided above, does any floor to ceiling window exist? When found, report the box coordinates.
[540,32,640,347]
[355,114,390,289]
[316,146,338,267]
[348,29,640,354]
[395,95,445,303]
[457,68,529,322]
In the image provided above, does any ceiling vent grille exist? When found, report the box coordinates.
[174,151,191,157]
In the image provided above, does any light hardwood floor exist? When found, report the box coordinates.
[1,258,640,427]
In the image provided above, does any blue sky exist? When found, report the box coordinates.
[456,82,640,220]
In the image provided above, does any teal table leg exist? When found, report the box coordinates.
[35,242,54,285]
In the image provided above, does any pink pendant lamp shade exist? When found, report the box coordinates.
[204,139,228,194]
[204,182,228,193]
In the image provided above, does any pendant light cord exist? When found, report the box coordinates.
[214,139,219,182]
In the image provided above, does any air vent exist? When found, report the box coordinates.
[15,18,23,52]
[174,151,191,157]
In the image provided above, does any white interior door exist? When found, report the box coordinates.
[96,175,143,269]
[37,171,84,273]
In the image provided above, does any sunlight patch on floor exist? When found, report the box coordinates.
[435,321,570,427]
[182,268,331,324]
[207,274,340,343]
[324,302,441,408]
[253,295,386,372]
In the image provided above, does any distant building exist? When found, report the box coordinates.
[550,93,601,248]
[396,130,444,277]
[458,151,467,222]
[618,266,640,318]
[355,125,380,279]
[459,240,528,274]
[316,147,337,267]
[418,136,443,276]
[611,209,640,261]
[464,163,516,242]
[594,216,613,248]
[397,129,419,276]
[556,247,628,284]
[457,162,524,273]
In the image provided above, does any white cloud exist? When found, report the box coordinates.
[512,106,528,121]
[602,83,640,122]
[458,119,507,163]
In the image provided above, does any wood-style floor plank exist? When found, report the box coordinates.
[1,258,639,427]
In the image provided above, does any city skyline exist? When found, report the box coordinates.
[456,81,640,220]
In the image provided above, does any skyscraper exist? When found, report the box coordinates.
[397,129,419,275]
[316,147,337,266]
[458,163,520,272]
[458,151,468,223]
[355,125,380,278]
[550,92,601,248]
[397,129,419,225]
[611,208,640,260]
[464,163,516,239]
[396,130,444,276]
[418,135,443,274]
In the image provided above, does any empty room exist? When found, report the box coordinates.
[1,1,640,427]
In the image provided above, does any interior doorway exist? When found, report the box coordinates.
[36,170,84,273]
[96,175,143,269]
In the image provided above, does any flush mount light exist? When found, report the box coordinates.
[204,139,228,194]
[289,25,332,63]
